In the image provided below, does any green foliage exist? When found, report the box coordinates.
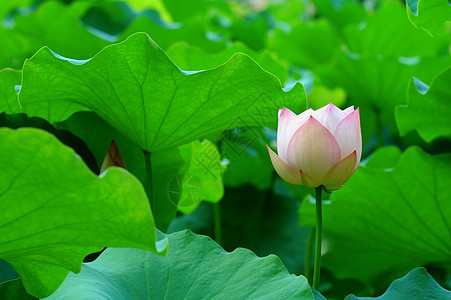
[45,230,314,300]
[345,268,451,299]
[1,0,450,298]
[19,32,305,152]
[299,146,451,285]
[396,67,451,142]
[0,127,165,298]
[406,0,451,37]
[0,69,21,114]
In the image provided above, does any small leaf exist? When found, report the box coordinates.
[0,127,165,298]
[45,230,314,299]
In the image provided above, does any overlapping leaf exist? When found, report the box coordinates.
[19,32,305,152]
[396,67,451,142]
[0,127,165,298]
[406,0,451,37]
[299,146,451,284]
[45,230,314,299]
[346,268,451,299]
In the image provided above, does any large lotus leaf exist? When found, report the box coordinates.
[345,268,451,299]
[0,127,166,298]
[299,146,451,284]
[0,69,21,114]
[406,0,451,37]
[0,1,109,69]
[45,230,314,299]
[396,67,451,142]
[20,32,305,152]
[167,42,288,83]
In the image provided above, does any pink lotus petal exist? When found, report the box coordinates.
[322,151,357,191]
[342,106,355,115]
[300,169,322,189]
[267,145,302,185]
[277,107,313,161]
[334,108,362,163]
[287,116,341,179]
[311,103,346,133]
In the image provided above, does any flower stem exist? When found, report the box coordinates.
[304,227,315,283]
[312,186,323,290]
[143,150,154,209]
[213,202,222,245]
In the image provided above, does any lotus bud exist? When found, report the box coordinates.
[267,103,361,192]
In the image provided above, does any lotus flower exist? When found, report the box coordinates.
[267,103,361,192]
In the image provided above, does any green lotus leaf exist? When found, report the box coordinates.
[406,0,451,37]
[19,32,306,152]
[45,230,314,299]
[0,1,109,69]
[396,67,451,142]
[299,146,451,284]
[345,268,451,299]
[0,127,166,298]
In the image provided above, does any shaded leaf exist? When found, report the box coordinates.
[46,230,314,299]
[0,278,36,300]
[0,127,165,298]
